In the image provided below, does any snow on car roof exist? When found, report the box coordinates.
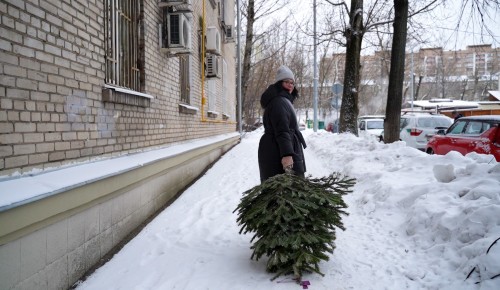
[358,115,385,119]
[409,99,479,109]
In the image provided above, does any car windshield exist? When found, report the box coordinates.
[367,120,384,129]
[448,120,467,134]
[417,117,451,128]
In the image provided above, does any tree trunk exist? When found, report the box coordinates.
[339,0,363,135]
[384,0,408,143]
[460,78,468,100]
[473,75,479,101]
[242,0,255,120]
[415,75,423,100]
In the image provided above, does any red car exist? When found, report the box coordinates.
[426,115,500,162]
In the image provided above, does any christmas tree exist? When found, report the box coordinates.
[234,172,355,282]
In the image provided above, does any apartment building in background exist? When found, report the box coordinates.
[319,44,500,114]
[0,0,238,288]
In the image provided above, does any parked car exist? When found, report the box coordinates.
[299,120,306,131]
[426,115,500,161]
[326,120,339,133]
[358,118,384,139]
[399,112,453,150]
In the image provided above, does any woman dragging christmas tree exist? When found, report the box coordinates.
[258,65,307,182]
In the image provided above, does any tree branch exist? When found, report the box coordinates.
[324,0,349,15]
[364,0,440,32]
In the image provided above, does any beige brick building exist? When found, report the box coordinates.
[0,0,238,175]
[0,0,239,289]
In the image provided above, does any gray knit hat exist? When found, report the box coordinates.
[275,65,295,82]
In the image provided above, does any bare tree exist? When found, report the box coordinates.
[323,0,439,134]
[337,0,363,134]
[358,31,392,115]
[384,0,409,143]
[241,0,499,132]
[241,17,305,128]
[242,24,282,127]
[302,38,343,122]
[240,0,291,127]
[454,0,500,45]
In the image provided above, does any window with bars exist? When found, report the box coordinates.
[104,0,141,91]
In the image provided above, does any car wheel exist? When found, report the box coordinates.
[426,148,434,155]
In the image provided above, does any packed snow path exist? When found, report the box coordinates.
[76,130,500,290]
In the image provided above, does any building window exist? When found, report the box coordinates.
[207,79,216,112]
[180,55,191,104]
[104,0,141,91]
[222,59,228,114]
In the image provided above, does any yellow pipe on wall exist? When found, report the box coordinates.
[200,0,206,120]
[199,0,235,124]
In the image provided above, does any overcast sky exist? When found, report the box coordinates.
[418,0,499,50]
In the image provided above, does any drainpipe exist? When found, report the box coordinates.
[199,0,236,125]
[201,0,206,121]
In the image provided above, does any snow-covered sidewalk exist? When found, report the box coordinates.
[75,129,500,290]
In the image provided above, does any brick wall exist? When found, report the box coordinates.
[0,0,237,176]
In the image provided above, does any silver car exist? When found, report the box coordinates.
[399,112,453,150]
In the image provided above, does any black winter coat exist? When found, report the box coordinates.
[258,82,307,182]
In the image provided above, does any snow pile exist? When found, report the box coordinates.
[307,131,500,289]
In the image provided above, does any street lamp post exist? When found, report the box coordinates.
[236,0,242,133]
[410,48,414,110]
[313,0,318,132]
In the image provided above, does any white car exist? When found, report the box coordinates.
[399,112,453,150]
[358,117,384,139]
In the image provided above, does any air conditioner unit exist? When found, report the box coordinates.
[206,54,221,78]
[158,0,191,7]
[164,12,192,53]
[206,27,221,55]
[224,25,234,43]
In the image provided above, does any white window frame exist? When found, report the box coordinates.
[222,59,228,115]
